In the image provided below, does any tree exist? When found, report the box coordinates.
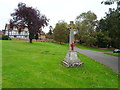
[98,0,120,48]
[46,26,53,39]
[75,11,97,46]
[10,2,49,43]
[95,31,111,48]
[101,0,120,11]
[35,33,39,41]
[97,8,120,48]
[53,21,69,43]
[48,26,53,35]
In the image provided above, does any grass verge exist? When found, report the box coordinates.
[2,40,119,88]
[104,53,120,57]
[76,45,112,52]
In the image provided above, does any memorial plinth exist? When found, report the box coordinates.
[62,50,84,67]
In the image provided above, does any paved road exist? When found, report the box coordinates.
[75,47,119,74]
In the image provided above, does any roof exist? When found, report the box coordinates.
[5,24,28,31]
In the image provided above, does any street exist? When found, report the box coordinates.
[75,47,119,74]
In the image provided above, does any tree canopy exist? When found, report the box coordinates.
[10,2,49,43]
[97,8,120,48]
[53,21,69,43]
[75,11,97,46]
[48,26,53,35]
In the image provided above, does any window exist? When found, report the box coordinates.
[25,31,27,33]
[14,35,16,38]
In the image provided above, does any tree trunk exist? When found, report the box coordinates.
[30,39,32,43]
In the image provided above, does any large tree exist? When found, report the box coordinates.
[96,0,120,48]
[10,2,49,43]
[97,8,120,48]
[75,11,97,46]
[53,21,69,43]
[101,0,120,6]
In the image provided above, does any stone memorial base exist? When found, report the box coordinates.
[61,51,84,67]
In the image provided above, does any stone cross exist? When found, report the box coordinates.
[61,21,84,67]
[69,21,76,51]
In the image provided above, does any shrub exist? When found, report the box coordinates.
[2,35,11,40]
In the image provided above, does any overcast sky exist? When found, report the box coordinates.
[0,0,117,33]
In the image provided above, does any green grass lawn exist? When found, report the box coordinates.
[2,40,119,88]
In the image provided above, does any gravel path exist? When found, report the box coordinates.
[75,47,119,74]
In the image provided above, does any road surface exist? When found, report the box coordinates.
[75,47,119,74]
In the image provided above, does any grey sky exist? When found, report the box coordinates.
[0,0,116,33]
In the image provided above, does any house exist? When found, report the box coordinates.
[39,31,46,40]
[3,24,29,39]
[3,24,46,40]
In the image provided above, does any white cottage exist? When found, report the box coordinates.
[4,24,29,39]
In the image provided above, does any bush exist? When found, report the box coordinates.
[2,35,11,40]
[29,33,34,39]
[34,33,38,40]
